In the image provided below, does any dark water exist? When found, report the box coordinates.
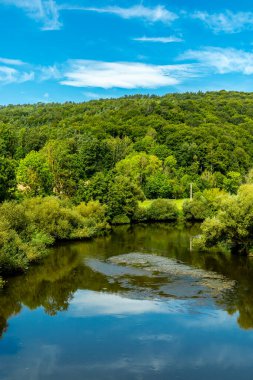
[1,223,253,380]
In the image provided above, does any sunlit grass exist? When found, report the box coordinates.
[139,199,188,211]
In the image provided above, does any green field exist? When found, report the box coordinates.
[139,199,188,211]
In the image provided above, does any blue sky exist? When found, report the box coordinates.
[1,0,253,104]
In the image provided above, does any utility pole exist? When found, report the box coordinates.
[190,183,193,201]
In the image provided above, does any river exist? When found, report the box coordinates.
[1,223,253,380]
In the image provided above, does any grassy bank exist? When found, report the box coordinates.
[139,199,187,212]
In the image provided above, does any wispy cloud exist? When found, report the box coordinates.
[0,56,34,85]
[0,57,25,65]
[60,4,178,24]
[0,58,198,89]
[133,36,183,43]
[0,65,34,85]
[60,60,195,89]
[192,11,253,34]
[181,47,253,75]
[39,65,62,81]
[1,0,61,30]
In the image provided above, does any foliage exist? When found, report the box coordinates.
[0,157,16,201]
[199,185,253,254]
[223,171,242,194]
[133,199,179,222]
[146,199,179,221]
[183,188,230,221]
[132,207,149,223]
[17,150,53,196]
[145,172,174,199]
[0,277,4,288]
[0,197,109,276]
[107,175,143,219]
[0,92,253,204]
[1,91,253,265]
[111,214,131,225]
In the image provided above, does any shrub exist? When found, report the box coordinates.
[111,214,131,225]
[199,184,253,254]
[132,207,149,222]
[183,188,229,221]
[0,197,109,277]
[147,199,179,221]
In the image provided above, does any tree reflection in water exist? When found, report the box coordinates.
[1,223,253,338]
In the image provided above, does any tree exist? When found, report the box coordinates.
[223,171,242,194]
[115,153,162,186]
[17,151,53,196]
[42,140,80,196]
[0,157,16,202]
[107,175,143,219]
[199,184,253,254]
[145,173,173,199]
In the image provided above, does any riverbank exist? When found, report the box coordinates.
[0,197,186,285]
[0,197,110,284]
[2,184,253,286]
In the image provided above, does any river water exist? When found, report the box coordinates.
[1,223,253,380]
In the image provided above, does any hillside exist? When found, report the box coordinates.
[1,91,253,203]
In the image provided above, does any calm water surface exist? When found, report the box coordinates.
[1,223,253,380]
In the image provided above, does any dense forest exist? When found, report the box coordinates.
[1,90,253,282]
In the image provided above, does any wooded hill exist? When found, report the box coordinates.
[1,91,253,204]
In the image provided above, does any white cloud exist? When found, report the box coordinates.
[192,11,253,34]
[0,58,197,89]
[61,4,177,24]
[181,47,253,75]
[60,60,195,89]
[133,36,183,43]
[1,0,61,30]
[69,290,188,317]
[0,57,25,65]
[39,65,62,81]
[1,2,176,30]
[0,65,34,84]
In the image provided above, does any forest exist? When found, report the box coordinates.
[1,90,253,283]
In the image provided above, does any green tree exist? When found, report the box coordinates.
[145,173,173,199]
[43,140,80,196]
[223,171,242,194]
[17,151,53,196]
[115,153,162,186]
[199,184,253,254]
[107,175,143,219]
[0,157,16,201]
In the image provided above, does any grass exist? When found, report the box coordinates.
[139,199,188,211]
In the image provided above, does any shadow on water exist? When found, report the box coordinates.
[0,223,253,337]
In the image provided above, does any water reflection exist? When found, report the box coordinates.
[1,223,253,339]
[69,290,191,317]
[0,300,252,380]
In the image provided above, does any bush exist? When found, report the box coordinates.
[183,188,229,221]
[132,207,149,222]
[0,197,109,276]
[147,199,179,221]
[111,214,131,225]
[199,184,253,254]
